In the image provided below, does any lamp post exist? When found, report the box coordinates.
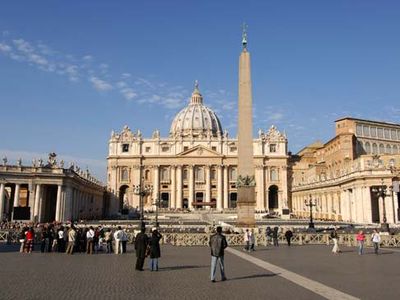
[133,177,152,230]
[372,179,390,232]
[304,195,317,231]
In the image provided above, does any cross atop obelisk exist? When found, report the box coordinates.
[236,23,256,227]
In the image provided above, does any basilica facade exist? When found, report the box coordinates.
[107,84,289,213]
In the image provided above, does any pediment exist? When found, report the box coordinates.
[177,145,222,157]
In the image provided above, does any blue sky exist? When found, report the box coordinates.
[1,1,400,181]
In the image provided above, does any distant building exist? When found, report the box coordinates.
[107,83,289,213]
[291,117,400,225]
[0,154,110,222]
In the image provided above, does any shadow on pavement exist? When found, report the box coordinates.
[229,273,279,281]
[159,265,208,271]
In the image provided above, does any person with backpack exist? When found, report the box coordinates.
[209,226,228,282]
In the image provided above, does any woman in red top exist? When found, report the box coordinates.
[25,227,34,253]
[356,230,366,255]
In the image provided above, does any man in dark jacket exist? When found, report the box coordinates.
[134,227,148,271]
[209,226,228,282]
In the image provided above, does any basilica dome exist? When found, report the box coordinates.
[169,82,223,138]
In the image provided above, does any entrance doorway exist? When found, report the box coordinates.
[42,185,57,222]
[268,185,279,210]
[370,187,380,223]
[160,192,169,208]
[119,185,129,213]
[195,192,204,209]
[229,192,237,208]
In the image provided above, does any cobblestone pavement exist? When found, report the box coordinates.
[0,243,399,300]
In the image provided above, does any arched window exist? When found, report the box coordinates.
[393,145,399,154]
[386,144,392,154]
[379,144,385,154]
[145,169,150,180]
[229,167,237,181]
[364,142,371,154]
[270,168,278,181]
[195,167,204,181]
[372,143,378,154]
[183,169,188,180]
[121,168,129,181]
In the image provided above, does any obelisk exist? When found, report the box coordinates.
[236,24,256,227]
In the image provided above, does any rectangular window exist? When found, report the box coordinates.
[145,147,151,153]
[363,126,370,137]
[356,124,363,136]
[384,128,390,139]
[370,127,377,137]
[122,144,129,152]
[377,128,384,138]
[212,146,217,151]
[391,129,397,140]
[229,146,237,152]
[183,146,189,151]
[161,146,170,152]
[270,144,277,153]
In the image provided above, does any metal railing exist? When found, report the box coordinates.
[1,230,399,248]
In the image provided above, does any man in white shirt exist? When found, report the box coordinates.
[86,226,95,254]
[113,226,123,254]
[371,229,381,255]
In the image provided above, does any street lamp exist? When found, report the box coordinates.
[133,177,152,230]
[372,179,390,232]
[304,195,317,231]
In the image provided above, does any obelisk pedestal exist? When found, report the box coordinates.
[236,25,256,227]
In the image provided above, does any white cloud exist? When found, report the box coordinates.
[120,88,137,100]
[82,55,93,61]
[269,112,284,121]
[89,76,113,91]
[121,72,131,79]
[0,43,11,53]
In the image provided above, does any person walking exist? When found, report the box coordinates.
[66,226,77,255]
[19,226,27,253]
[209,226,228,282]
[371,229,381,255]
[121,229,128,254]
[148,227,163,271]
[135,227,148,271]
[114,226,123,254]
[331,228,340,254]
[285,228,293,247]
[243,229,250,252]
[249,229,255,251]
[25,227,34,253]
[272,227,279,247]
[57,226,65,253]
[356,230,366,255]
[104,229,113,254]
[86,226,95,254]
[40,226,48,253]
[265,226,272,246]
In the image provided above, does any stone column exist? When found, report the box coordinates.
[217,165,223,210]
[0,183,5,221]
[13,184,20,207]
[132,166,141,209]
[170,166,176,208]
[205,165,211,205]
[153,165,160,206]
[223,166,229,208]
[63,186,73,222]
[29,183,35,221]
[33,184,41,222]
[188,165,194,209]
[176,166,182,209]
[55,185,62,222]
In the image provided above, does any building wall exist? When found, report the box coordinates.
[107,125,289,212]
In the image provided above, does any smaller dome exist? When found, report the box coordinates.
[170,81,223,138]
